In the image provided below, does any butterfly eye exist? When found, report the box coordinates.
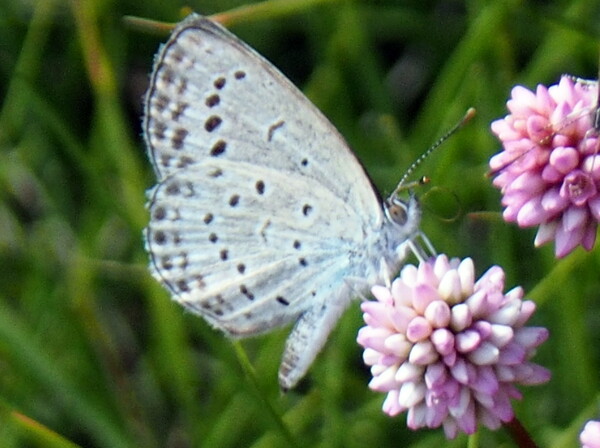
[385,197,409,226]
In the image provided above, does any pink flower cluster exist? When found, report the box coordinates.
[490,75,600,257]
[357,255,550,439]
[581,420,600,448]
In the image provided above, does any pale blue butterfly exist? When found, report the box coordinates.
[143,14,424,389]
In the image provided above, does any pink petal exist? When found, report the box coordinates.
[465,290,488,318]
[541,186,569,214]
[526,114,551,142]
[534,83,555,114]
[487,386,516,421]
[438,269,462,304]
[369,364,399,391]
[361,301,393,328]
[388,305,418,333]
[512,363,551,385]
[516,195,547,226]
[472,320,492,339]
[583,154,600,178]
[398,381,426,408]
[514,326,549,349]
[475,266,505,291]
[450,303,472,332]
[507,85,538,115]
[409,341,439,365]
[357,326,393,352]
[587,195,600,220]
[498,341,526,365]
[488,324,514,347]
[406,316,433,342]
[382,389,403,416]
[514,298,536,327]
[470,365,499,396]
[508,171,546,194]
[580,420,600,448]
[534,221,557,246]
[457,258,475,295]
[371,284,393,303]
[455,329,482,353]
[541,163,564,182]
[550,101,573,129]
[442,419,459,439]
[549,146,579,173]
[416,261,440,287]
[478,407,503,431]
[406,403,428,429]
[392,275,415,305]
[431,328,455,356]
[555,216,585,257]
[582,221,597,250]
[384,333,413,358]
[412,284,441,314]
[452,392,476,434]
[424,362,447,389]
[424,300,451,328]
[488,298,521,326]
[396,361,424,382]
[468,341,500,365]
[449,358,470,384]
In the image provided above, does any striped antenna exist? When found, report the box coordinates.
[391,107,476,198]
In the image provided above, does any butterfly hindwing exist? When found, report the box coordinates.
[146,157,368,336]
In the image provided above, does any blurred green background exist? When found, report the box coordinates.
[1,0,599,447]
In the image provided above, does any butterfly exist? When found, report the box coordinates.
[142,13,424,390]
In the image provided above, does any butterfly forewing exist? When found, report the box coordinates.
[143,15,381,217]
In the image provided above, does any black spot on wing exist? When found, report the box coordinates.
[153,230,166,245]
[220,249,228,261]
[210,140,227,156]
[229,194,240,207]
[205,94,220,107]
[214,77,226,89]
[255,180,265,195]
[172,128,188,150]
[240,284,254,300]
[276,296,290,306]
[205,115,222,132]
[153,206,166,220]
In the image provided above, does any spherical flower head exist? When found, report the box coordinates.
[581,420,600,448]
[489,75,600,258]
[357,255,550,439]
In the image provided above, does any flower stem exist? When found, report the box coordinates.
[504,417,539,448]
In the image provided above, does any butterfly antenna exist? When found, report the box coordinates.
[392,107,476,197]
